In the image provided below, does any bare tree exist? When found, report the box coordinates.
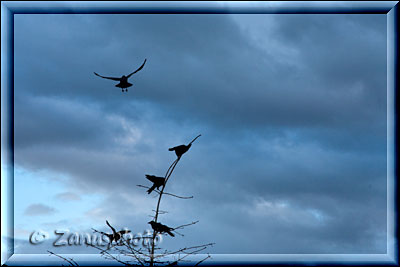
[49,135,213,266]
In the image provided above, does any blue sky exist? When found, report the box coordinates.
[11,13,387,255]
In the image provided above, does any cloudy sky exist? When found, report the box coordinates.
[12,12,387,256]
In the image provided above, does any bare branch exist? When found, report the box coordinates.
[165,158,178,178]
[47,250,79,266]
[65,136,213,267]
[173,220,199,230]
[194,254,212,266]
[161,243,215,256]
[137,185,194,199]
[152,209,168,214]
[86,243,141,266]
[159,191,193,199]
[150,157,181,266]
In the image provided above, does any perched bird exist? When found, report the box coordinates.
[169,134,201,159]
[93,220,131,248]
[148,221,175,237]
[94,59,147,92]
[145,174,166,194]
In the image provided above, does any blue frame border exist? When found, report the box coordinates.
[1,1,398,266]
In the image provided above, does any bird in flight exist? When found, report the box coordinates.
[169,134,201,159]
[92,220,131,248]
[145,175,166,194]
[148,221,175,237]
[94,59,147,92]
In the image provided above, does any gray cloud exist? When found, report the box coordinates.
[13,13,387,254]
[24,204,57,216]
[54,192,81,201]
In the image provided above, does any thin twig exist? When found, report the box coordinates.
[47,250,79,266]
[152,209,168,214]
[137,185,194,199]
[161,243,215,256]
[150,158,180,266]
[194,254,212,266]
[87,243,139,266]
[173,220,199,230]
[165,158,178,178]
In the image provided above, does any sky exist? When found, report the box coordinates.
[11,12,387,256]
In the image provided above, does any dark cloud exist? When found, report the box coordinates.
[13,13,387,254]
[14,14,387,157]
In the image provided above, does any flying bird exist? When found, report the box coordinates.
[94,59,147,92]
[169,134,201,159]
[145,175,166,194]
[148,221,175,237]
[93,220,131,248]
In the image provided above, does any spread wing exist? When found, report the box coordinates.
[94,72,121,81]
[127,59,147,78]
[117,230,131,235]
[145,174,164,183]
[106,220,117,234]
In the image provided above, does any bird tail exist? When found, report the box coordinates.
[168,147,174,151]
[189,134,201,145]
[147,185,156,194]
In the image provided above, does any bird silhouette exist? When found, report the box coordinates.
[169,134,201,159]
[145,174,166,194]
[94,59,147,92]
[93,220,131,248]
[148,221,175,237]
